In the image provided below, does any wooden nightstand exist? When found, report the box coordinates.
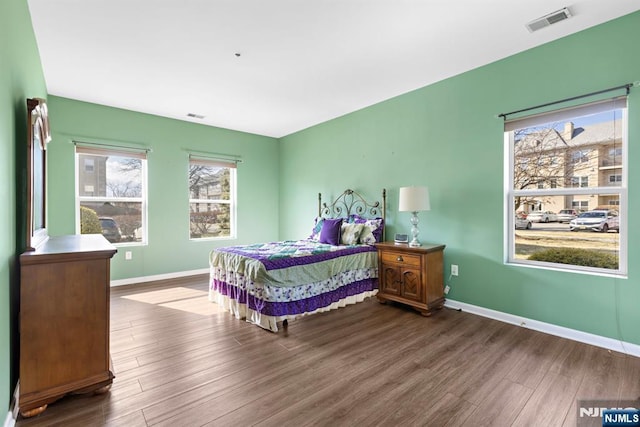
[375,242,445,316]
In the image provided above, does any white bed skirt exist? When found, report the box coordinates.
[209,288,378,332]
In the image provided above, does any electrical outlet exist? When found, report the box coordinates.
[125,251,132,260]
[451,264,458,276]
[444,285,451,295]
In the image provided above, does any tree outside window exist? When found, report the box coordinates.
[506,97,627,275]
[189,158,236,239]
[76,146,147,244]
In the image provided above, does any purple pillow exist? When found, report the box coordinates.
[319,218,343,245]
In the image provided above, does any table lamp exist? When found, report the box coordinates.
[398,186,430,247]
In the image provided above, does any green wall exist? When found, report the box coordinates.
[279,12,640,345]
[6,0,639,418]
[47,97,280,280]
[0,0,47,414]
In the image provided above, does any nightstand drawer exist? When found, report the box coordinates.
[380,251,421,267]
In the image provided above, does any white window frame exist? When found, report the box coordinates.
[188,156,237,240]
[75,144,148,246]
[505,97,627,276]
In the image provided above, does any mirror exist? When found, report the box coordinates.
[26,98,51,251]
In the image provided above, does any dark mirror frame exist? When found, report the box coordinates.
[25,98,51,251]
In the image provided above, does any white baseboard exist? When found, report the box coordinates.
[3,411,15,427]
[444,299,640,358]
[110,268,209,287]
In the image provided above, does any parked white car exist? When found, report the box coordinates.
[569,210,619,232]
[526,211,557,223]
[556,209,578,223]
[515,215,532,230]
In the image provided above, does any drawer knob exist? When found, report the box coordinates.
[397,256,403,262]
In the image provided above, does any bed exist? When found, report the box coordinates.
[209,189,386,331]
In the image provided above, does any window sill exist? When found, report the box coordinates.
[506,259,627,279]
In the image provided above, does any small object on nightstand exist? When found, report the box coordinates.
[394,233,409,244]
[375,241,445,316]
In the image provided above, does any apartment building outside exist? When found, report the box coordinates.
[514,118,622,216]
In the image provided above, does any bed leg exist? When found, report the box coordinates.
[283,319,288,327]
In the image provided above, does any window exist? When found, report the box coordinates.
[570,149,590,164]
[609,147,622,157]
[76,145,147,244]
[84,158,95,173]
[189,157,237,239]
[570,176,589,188]
[571,201,589,212]
[506,97,627,275]
[602,147,623,167]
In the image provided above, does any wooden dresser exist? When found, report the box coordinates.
[375,242,445,316]
[18,234,117,417]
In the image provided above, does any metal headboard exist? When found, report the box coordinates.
[318,189,387,240]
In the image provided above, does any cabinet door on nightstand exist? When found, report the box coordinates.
[380,264,402,296]
[400,268,423,302]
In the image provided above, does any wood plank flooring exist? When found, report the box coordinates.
[16,274,640,426]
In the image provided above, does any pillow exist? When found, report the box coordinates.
[319,218,343,245]
[341,223,364,245]
[348,215,384,244]
[309,217,325,241]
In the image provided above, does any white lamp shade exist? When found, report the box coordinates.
[399,186,430,212]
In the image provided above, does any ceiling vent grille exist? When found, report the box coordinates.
[526,7,572,32]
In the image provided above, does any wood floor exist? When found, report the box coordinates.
[16,274,640,427]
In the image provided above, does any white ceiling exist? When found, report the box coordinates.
[28,1,640,138]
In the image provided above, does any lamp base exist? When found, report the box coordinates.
[409,211,421,247]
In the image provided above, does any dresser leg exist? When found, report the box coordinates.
[20,404,48,418]
[94,383,112,395]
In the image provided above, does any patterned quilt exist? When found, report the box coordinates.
[210,239,377,287]
[209,240,379,326]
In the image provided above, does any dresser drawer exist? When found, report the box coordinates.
[380,251,421,267]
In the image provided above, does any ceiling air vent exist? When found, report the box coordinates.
[526,7,572,32]
[187,113,205,119]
